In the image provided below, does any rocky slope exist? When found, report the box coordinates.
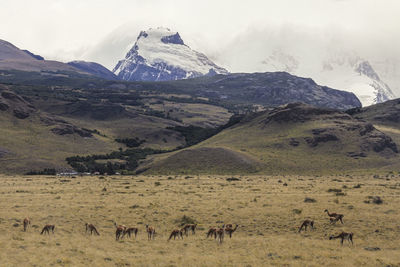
[347,98,400,126]
[166,72,362,110]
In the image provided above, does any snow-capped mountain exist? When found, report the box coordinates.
[113,27,228,81]
[370,58,400,101]
[259,50,395,106]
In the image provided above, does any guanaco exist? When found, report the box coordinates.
[85,223,100,235]
[182,224,197,236]
[324,209,344,224]
[114,222,126,241]
[23,218,31,232]
[122,227,139,239]
[168,229,183,241]
[298,220,314,233]
[40,224,55,235]
[225,224,239,238]
[216,225,225,243]
[146,225,156,240]
[206,227,217,239]
[329,232,353,245]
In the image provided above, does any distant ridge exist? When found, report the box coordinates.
[68,61,118,80]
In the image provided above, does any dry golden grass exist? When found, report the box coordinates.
[0,174,399,266]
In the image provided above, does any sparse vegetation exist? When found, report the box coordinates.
[115,137,146,148]
[25,168,57,175]
[66,148,167,174]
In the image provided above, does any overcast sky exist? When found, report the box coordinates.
[0,0,399,70]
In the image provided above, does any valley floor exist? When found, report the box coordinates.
[0,174,399,266]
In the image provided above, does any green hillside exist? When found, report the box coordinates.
[145,103,399,175]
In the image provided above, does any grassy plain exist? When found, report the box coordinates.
[0,174,399,266]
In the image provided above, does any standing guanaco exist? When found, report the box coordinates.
[206,227,217,239]
[216,225,225,243]
[298,220,314,233]
[329,232,353,245]
[85,223,100,235]
[168,229,183,241]
[182,224,197,236]
[114,222,126,241]
[23,218,31,232]
[40,224,55,235]
[225,224,239,238]
[324,209,344,224]
[146,225,156,240]
[123,227,139,239]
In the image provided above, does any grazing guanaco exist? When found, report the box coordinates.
[216,225,225,243]
[114,222,126,241]
[122,227,139,239]
[324,209,344,224]
[146,225,156,240]
[182,224,197,236]
[168,229,183,241]
[225,224,239,238]
[23,218,30,232]
[206,227,217,239]
[329,232,353,245]
[85,223,100,235]
[298,220,314,233]
[40,224,55,235]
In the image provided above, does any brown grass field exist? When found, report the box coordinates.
[0,174,399,266]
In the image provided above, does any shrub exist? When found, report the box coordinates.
[115,137,145,148]
[327,188,342,193]
[365,196,383,204]
[226,177,240,182]
[174,215,197,226]
[372,196,383,204]
[304,197,317,203]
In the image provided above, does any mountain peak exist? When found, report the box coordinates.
[113,27,228,81]
[136,27,185,46]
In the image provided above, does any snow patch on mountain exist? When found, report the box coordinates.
[113,27,228,81]
[259,49,395,106]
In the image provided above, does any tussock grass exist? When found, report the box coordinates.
[0,175,399,266]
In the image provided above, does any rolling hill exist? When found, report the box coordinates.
[144,103,399,175]
[0,85,121,173]
[347,98,400,145]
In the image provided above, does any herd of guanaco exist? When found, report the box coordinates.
[19,209,352,246]
[298,209,354,246]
